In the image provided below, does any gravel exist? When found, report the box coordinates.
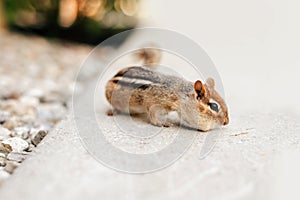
[6,152,28,163]
[4,161,19,174]
[31,130,47,146]
[0,29,93,184]
[0,127,10,140]
[2,138,29,152]
[0,157,5,166]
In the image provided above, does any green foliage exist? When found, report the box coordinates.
[3,0,138,45]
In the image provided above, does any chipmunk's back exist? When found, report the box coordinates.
[105,66,192,115]
[109,66,192,92]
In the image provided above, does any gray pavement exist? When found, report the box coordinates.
[0,111,299,200]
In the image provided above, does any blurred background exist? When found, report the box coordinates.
[1,0,298,115]
[0,0,139,44]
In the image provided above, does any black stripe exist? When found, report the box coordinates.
[112,80,150,90]
[113,67,161,83]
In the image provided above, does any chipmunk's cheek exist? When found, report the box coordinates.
[210,121,219,130]
[197,122,212,132]
[199,119,216,131]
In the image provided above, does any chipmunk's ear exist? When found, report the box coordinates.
[206,78,215,88]
[194,80,206,100]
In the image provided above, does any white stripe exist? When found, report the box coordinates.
[112,77,154,85]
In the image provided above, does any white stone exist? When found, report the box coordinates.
[0,111,11,123]
[2,138,29,152]
[4,161,19,174]
[0,157,6,167]
[0,127,10,139]
[20,96,39,107]
[13,127,30,139]
[7,152,27,163]
[25,89,45,99]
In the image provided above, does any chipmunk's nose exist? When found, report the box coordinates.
[223,117,229,125]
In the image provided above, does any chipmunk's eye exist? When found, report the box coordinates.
[209,102,219,112]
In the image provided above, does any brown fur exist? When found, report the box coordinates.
[134,47,161,69]
[105,49,229,131]
[105,67,229,131]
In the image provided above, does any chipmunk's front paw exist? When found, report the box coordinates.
[106,109,119,116]
[149,120,172,128]
[147,104,171,128]
[162,122,173,127]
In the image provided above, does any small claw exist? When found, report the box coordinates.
[106,109,118,116]
[163,122,172,127]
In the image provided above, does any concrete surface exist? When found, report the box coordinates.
[0,111,299,200]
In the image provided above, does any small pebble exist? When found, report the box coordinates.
[4,161,19,174]
[0,127,10,139]
[26,144,35,152]
[13,127,30,139]
[0,157,6,167]
[20,96,39,106]
[0,111,11,124]
[25,89,44,99]
[31,130,48,146]
[3,117,17,130]
[2,137,29,152]
[0,143,12,153]
[7,152,27,163]
[2,100,33,116]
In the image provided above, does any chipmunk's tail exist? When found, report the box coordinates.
[134,47,161,69]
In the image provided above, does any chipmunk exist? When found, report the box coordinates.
[105,48,229,131]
